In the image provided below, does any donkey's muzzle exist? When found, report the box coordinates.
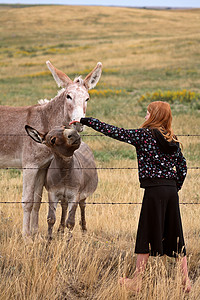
[63,129,81,146]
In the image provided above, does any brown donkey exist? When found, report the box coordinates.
[25,125,98,239]
[0,61,102,238]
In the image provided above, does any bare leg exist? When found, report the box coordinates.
[119,253,149,292]
[135,253,149,274]
[177,256,191,293]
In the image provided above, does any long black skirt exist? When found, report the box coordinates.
[135,185,186,258]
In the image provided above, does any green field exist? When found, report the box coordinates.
[0,5,200,299]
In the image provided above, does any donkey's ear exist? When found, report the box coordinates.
[25,125,45,144]
[46,61,73,88]
[84,62,102,90]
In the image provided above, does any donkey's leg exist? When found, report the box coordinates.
[58,201,68,234]
[66,195,79,230]
[22,168,39,237]
[79,199,87,231]
[31,168,47,235]
[47,192,58,239]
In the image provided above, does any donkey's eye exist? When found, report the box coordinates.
[86,98,89,102]
[67,94,72,100]
[51,137,56,145]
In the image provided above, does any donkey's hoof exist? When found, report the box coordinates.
[66,222,75,230]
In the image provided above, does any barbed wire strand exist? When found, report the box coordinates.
[0,201,199,205]
[1,134,200,137]
[0,167,199,170]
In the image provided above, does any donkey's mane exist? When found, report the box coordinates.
[74,76,84,85]
[38,88,65,105]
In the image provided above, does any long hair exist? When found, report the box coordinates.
[141,101,177,142]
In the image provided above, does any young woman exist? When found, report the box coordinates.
[77,101,191,292]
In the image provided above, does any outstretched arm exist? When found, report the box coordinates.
[80,117,141,147]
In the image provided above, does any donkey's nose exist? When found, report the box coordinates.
[63,129,81,145]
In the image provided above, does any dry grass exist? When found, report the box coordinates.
[0,167,200,299]
[0,4,200,300]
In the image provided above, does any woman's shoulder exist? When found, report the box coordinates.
[127,128,154,142]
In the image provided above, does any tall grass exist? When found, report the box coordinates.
[0,4,200,299]
[0,166,200,299]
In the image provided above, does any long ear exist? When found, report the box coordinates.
[25,125,45,144]
[84,62,102,90]
[46,60,73,88]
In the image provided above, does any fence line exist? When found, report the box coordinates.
[0,201,199,205]
[0,134,199,205]
[1,134,200,137]
[1,167,199,170]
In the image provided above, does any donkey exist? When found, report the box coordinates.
[0,61,102,237]
[25,125,98,239]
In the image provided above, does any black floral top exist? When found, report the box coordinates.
[80,117,187,191]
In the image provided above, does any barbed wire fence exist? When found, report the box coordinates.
[0,133,199,206]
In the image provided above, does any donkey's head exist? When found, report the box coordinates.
[46,61,102,132]
[25,125,81,158]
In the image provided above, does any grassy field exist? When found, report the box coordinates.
[0,4,200,299]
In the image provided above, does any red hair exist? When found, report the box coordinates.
[141,101,177,142]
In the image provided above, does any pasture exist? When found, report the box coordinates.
[0,4,200,299]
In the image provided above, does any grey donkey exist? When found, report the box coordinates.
[25,125,98,239]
